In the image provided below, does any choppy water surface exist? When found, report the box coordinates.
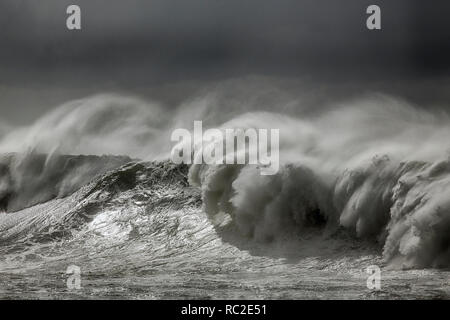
[0,165,450,299]
[0,159,449,299]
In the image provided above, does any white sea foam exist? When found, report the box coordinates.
[0,91,449,268]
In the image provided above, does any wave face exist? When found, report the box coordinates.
[0,153,131,212]
[0,160,198,250]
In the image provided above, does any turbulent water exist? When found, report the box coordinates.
[0,91,449,299]
[0,154,448,299]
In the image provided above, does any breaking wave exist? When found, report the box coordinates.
[0,90,449,272]
[188,97,450,269]
[0,153,131,212]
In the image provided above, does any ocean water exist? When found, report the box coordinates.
[0,158,448,300]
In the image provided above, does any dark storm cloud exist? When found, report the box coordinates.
[2,0,449,79]
[0,0,449,123]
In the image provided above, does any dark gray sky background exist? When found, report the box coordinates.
[1,0,450,124]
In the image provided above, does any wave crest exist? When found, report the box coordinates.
[188,97,450,268]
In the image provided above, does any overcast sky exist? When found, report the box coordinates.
[1,0,450,124]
